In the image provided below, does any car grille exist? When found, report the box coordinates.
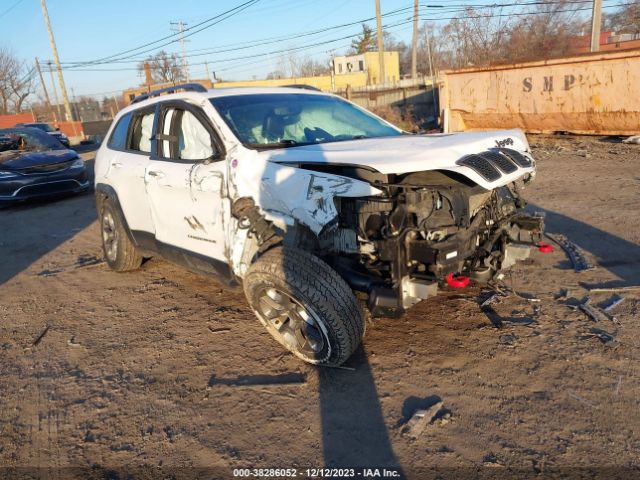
[456,154,501,181]
[478,151,518,174]
[498,148,533,168]
[19,159,75,175]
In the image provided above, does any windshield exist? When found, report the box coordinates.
[25,123,56,132]
[210,93,401,149]
[0,128,65,152]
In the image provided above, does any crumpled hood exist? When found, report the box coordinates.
[0,149,77,170]
[260,129,534,190]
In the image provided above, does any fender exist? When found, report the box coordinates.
[231,152,383,235]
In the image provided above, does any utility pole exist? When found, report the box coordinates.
[411,0,419,79]
[47,61,61,121]
[375,0,385,85]
[170,21,190,81]
[205,60,211,82]
[590,0,603,52]
[71,88,82,122]
[34,57,53,114]
[425,23,438,120]
[40,0,73,122]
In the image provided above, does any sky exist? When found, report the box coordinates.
[0,0,617,102]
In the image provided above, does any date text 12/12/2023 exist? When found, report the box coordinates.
[232,468,402,478]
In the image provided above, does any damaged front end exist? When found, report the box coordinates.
[310,160,543,317]
[230,143,543,319]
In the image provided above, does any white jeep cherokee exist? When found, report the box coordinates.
[95,84,543,366]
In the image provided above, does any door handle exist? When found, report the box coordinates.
[111,162,123,168]
[147,170,165,179]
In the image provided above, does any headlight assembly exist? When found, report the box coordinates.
[70,158,85,169]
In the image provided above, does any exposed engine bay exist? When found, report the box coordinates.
[287,150,544,318]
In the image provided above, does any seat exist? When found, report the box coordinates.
[261,112,286,142]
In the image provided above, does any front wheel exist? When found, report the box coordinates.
[243,248,364,366]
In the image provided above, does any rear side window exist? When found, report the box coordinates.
[129,111,155,153]
[107,112,132,150]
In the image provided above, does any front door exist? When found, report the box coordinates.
[145,101,228,261]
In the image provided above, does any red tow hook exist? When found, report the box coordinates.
[538,242,554,253]
[446,273,470,289]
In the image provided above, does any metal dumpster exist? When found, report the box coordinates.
[440,49,640,135]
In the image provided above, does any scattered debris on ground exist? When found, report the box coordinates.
[545,233,595,272]
[601,295,625,312]
[31,324,50,346]
[578,298,612,323]
[580,327,617,345]
[403,401,445,438]
[622,135,640,144]
[589,285,640,294]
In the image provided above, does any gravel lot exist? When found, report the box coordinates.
[1,135,639,479]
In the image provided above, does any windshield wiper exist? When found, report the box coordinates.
[247,139,314,150]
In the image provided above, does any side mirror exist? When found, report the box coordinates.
[55,127,61,131]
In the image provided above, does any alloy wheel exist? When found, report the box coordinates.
[102,210,118,262]
[256,287,329,360]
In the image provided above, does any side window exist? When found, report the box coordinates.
[107,112,132,150]
[159,107,215,161]
[128,110,155,153]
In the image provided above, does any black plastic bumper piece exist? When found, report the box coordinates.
[368,286,404,318]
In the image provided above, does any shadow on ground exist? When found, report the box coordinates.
[0,159,97,286]
[318,347,403,472]
[529,203,640,287]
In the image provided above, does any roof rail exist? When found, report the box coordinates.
[131,83,208,104]
[282,84,321,92]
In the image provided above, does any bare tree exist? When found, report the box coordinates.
[350,24,376,54]
[438,6,510,69]
[0,50,13,114]
[605,2,640,34]
[0,49,34,114]
[266,70,286,80]
[138,50,186,84]
[503,0,583,62]
[10,68,33,113]
[420,1,584,70]
[295,58,330,77]
[270,51,330,78]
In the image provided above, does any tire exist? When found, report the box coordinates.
[243,247,364,366]
[99,198,143,272]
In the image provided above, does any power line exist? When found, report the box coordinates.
[46,1,631,74]
[55,0,619,68]
[0,0,25,20]
[63,0,260,69]
[57,5,412,67]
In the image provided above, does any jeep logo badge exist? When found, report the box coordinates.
[495,138,514,148]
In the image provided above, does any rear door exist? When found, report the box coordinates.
[145,100,228,261]
[104,107,156,235]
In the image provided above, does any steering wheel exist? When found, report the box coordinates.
[304,127,334,143]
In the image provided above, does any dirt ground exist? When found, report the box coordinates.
[1,135,639,479]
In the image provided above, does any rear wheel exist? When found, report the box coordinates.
[100,199,142,272]
[243,247,364,366]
